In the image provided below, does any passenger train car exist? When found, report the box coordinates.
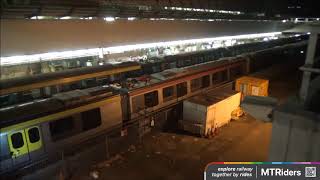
[0,38,307,177]
[0,86,124,175]
[137,35,307,74]
[0,62,141,107]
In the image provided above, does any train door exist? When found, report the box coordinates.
[7,126,44,166]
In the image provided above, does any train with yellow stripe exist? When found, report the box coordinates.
[0,38,307,177]
[0,86,124,175]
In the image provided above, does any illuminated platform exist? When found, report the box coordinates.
[0,31,282,66]
[1,19,295,58]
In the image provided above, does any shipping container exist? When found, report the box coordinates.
[235,76,269,97]
[179,89,241,137]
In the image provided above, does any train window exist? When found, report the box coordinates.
[201,75,210,88]
[82,108,102,131]
[191,57,198,65]
[152,65,161,73]
[177,82,188,97]
[144,91,159,108]
[185,59,192,66]
[18,91,33,102]
[132,95,145,112]
[191,78,202,92]
[50,86,58,95]
[0,95,11,106]
[230,66,243,79]
[163,86,176,102]
[222,70,228,81]
[169,62,176,69]
[49,117,74,140]
[11,133,24,149]
[85,78,97,88]
[70,82,81,90]
[31,89,41,99]
[28,127,40,143]
[96,77,110,85]
[212,73,219,84]
[177,60,184,68]
[61,84,71,92]
[68,60,78,68]
[212,70,228,84]
[199,57,204,63]
[163,63,170,70]
[204,55,211,62]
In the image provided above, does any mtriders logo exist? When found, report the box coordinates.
[261,168,302,177]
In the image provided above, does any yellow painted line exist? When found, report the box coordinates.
[0,96,119,132]
[0,65,140,96]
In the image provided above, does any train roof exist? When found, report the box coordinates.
[0,61,140,96]
[127,57,244,95]
[0,86,118,129]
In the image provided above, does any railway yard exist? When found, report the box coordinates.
[26,57,303,180]
[69,58,302,180]
[1,1,320,179]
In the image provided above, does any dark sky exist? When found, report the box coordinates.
[4,0,319,17]
[208,0,319,17]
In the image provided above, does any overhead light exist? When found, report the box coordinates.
[163,6,243,15]
[128,17,136,21]
[30,16,46,20]
[60,16,71,20]
[104,17,115,22]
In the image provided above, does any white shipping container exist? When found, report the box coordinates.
[181,90,241,136]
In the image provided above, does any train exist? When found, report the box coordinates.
[0,35,306,108]
[0,38,307,177]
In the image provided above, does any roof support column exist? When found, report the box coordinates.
[299,33,318,103]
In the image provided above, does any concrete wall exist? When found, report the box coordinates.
[1,19,296,56]
[269,100,320,161]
